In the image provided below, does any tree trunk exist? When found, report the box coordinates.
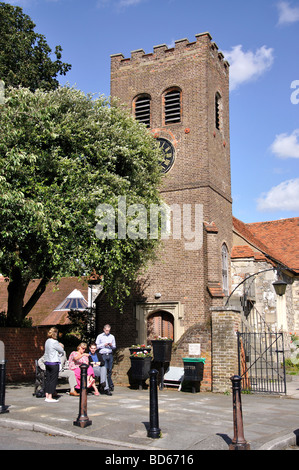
[22,277,49,317]
[6,266,29,326]
[6,267,50,326]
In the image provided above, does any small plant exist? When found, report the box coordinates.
[130,350,152,358]
[154,336,173,340]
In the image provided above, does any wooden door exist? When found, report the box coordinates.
[147,311,174,343]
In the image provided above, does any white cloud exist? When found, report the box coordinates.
[277,1,299,24]
[223,45,274,91]
[271,129,299,159]
[257,178,299,211]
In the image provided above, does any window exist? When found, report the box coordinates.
[215,92,221,130]
[164,88,181,124]
[221,244,229,295]
[134,94,151,128]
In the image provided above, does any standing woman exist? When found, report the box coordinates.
[44,327,64,403]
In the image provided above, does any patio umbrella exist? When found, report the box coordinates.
[54,289,88,311]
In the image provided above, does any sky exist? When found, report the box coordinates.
[3,0,299,223]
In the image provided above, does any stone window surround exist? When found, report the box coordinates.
[135,301,184,344]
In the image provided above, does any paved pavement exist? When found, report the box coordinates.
[1,377,299,451]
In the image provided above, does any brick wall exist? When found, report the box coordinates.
[171,323,212,391]
[211,307,241,392]
[0,327,48,382]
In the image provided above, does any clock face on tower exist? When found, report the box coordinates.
[157,138,175,173]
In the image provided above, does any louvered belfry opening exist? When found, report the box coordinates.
[215,92,221,130]
[164,89,181,124]
[134,94,151,127]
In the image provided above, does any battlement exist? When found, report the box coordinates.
[111,32,229,69]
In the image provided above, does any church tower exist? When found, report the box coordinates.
[99,33,232,389]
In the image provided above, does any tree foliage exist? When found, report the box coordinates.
[0,2,71,91]
[0,86,163,325]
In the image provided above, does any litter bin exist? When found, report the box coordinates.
[182,357,205,393]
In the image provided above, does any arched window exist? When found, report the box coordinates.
[164,88,181,124]
[134,94,151,127]
[215,92,221,130]
[221,243,229,295]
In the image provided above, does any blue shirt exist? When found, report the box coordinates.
[89,352,98,363]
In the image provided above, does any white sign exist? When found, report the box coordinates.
[188,343,201,356]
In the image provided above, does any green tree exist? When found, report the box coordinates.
[0,2,71,91]
[0,86,163,326]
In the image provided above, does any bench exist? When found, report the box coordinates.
[163,366,185,390]
[33,359,68,397]
[33,359,102,397]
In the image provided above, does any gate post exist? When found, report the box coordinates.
[211,307,241,393]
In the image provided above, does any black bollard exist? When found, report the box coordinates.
[148,369,161,439]
[160,362,165,390]
[73,363,92,428]
[229,375,250,450]
[0,341,9,414]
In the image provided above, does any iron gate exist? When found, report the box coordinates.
[238,331,286,394]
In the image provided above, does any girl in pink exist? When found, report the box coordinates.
[68,343,99,395]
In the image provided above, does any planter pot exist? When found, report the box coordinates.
[151,340,173,363]
[130,356,152,381]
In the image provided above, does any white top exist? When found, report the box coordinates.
[44,338,64,363]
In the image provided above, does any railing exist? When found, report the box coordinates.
[238,302,286,394]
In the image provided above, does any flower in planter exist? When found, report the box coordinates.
[154,336,173,340]
[130,350,152,358]
[130,344,150,349]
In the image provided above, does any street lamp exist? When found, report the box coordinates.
[272,279,287,296]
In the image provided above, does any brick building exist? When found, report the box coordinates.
[95,33,233,389]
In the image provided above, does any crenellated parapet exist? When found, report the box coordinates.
[111,32,229,71]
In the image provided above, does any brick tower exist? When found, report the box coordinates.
[97,33,232,390]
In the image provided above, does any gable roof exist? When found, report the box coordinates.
[232,216,299,273]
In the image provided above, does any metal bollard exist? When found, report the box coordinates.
[229,375,250,450]
[148,369,161,438]
[73,363,92,428]
[0,341,9,414]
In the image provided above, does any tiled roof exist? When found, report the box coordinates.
[233,216,299,273]
[0,277,89,326]
[247,218,299,273]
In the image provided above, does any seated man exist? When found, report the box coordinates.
[38,351,79,396]
[88,343,112,396]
